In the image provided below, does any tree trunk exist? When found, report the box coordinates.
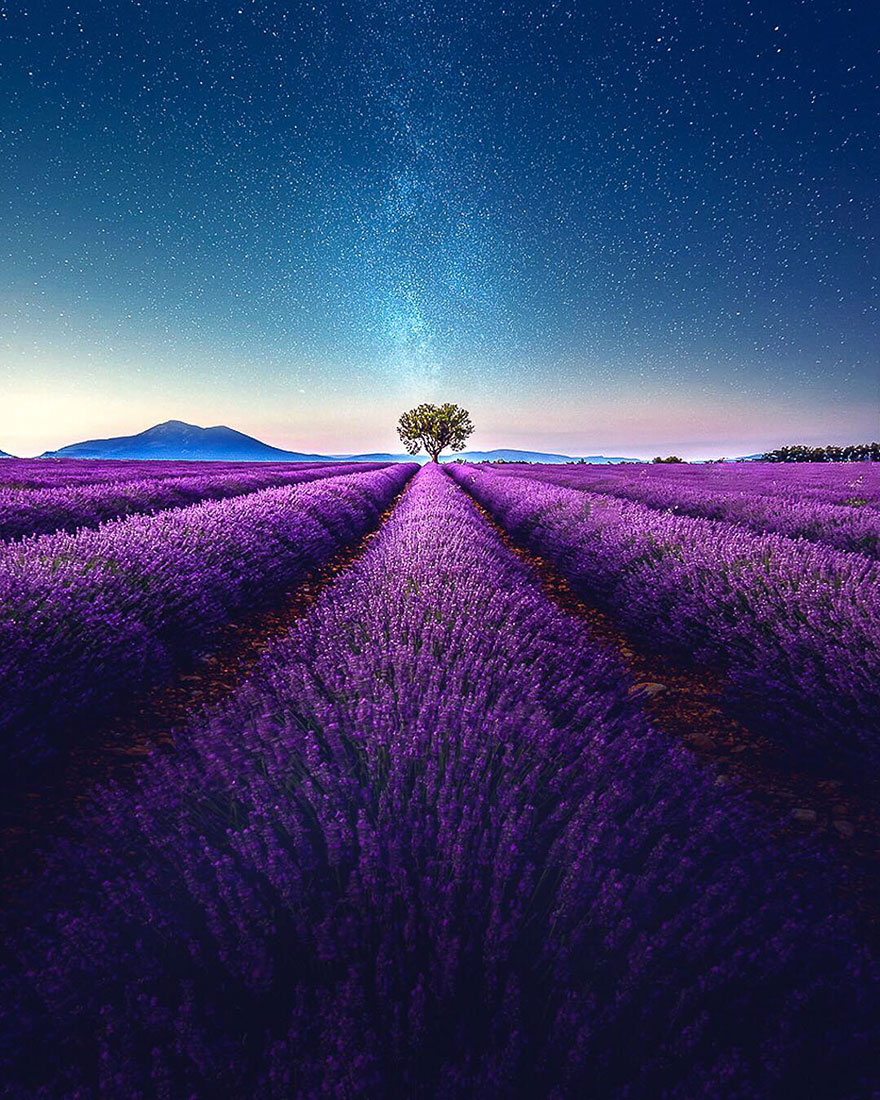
[430,453,440,463]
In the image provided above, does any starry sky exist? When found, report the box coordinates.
[1,0,877,458]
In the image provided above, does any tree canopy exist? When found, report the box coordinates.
[397,403,474,463]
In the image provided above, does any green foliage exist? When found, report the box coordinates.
[652,455,686,464]
[397,403,474,462]
[761,442,880,462]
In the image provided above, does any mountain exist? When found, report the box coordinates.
[40,421,329,462]
[0,448,12,458]
[449,449,641,464]
[332,452,415,463]
[38,421,644,465]
[335,449,642,464]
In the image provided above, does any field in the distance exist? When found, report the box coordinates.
[2,457,879,1095]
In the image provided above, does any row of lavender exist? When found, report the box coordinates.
[492,463,880,557]
[4,465,875,1095]
[0,464,415,773]
[448,465,880,771]
[4,456,876,501]
[0,462,388,542]
[542,460,880,506]
[0,457,343,490]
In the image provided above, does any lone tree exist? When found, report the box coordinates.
[397,402,474,463]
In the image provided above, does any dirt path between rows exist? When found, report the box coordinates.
[1,497,402,894]
[464,494,880,952]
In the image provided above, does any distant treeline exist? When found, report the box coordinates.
[762,443,879,463]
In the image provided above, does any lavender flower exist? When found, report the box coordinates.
[0,462,390,542]
[0,464,414,771]
[448,463,880,768]
[489,461,880,557]
[4,465,876,1096]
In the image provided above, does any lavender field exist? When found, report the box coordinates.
[2,458,879,1096]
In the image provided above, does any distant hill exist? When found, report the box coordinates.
[332,452,414,463]
[38,421,645,465]
[41,420,330,462]
[0,448,12,458]
[334,449,642,464]
[449,449,641,464]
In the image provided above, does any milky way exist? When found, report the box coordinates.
[1,0,876,455]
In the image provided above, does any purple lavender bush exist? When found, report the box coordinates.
[0,463,387,542]
[489,463,880,557]
[0,457,269,489]
[448,464,880,771]
[0,457,350,491]
[500,460,880,508]
[3,465,876,1096]
[0,464,414,772]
